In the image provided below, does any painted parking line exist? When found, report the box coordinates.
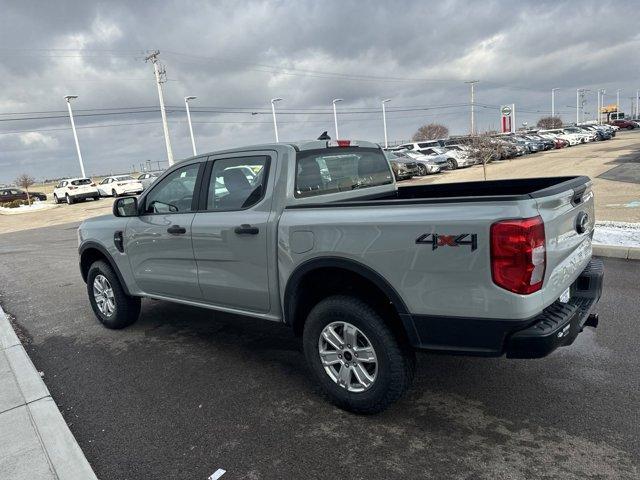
[208,468,226,479]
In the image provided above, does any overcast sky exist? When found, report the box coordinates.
[1,0,638,183]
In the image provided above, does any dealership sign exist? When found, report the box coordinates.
[501,104,515,133]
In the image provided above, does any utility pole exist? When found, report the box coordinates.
[64,95,86,178]
[551,88,559,119]
[332,98,343,139]
[145,50,174,166]
[636,90,639,119]
[270,98,283,142]
[184,96,197,156]
[576,89,581,124]
[381,98,391,148]
[465,80,479,134]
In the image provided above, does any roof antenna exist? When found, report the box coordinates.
[317,131,331,140]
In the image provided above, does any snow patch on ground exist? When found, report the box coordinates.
[593,221,640,247]
[0,201,57,215]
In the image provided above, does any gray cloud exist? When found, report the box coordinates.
[0,0,639,182]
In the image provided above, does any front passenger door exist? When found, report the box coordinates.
[125,161,204,300]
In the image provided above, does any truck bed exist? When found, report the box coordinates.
[291,176,589,206]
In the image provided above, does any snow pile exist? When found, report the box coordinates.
[0,201,57,215]
[593,221,640,248]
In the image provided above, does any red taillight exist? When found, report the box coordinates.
[336,140,350,147]
[490,216,546,294]
[68,186,78,190]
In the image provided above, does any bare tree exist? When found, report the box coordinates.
[15,174,36,205]
[412,123,449,141]
[465,134,503,180]
[536,116,562,129]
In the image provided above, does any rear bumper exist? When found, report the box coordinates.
[407,258,604,358]
[70,191,99,199]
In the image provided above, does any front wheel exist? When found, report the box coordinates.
[53,194,60,204]
[447,158,458,170]
[111,189,118,197]
[87,260,141,329]
[416,164,427,176]
[303,295,415,414]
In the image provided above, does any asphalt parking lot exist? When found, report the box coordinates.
[0,223,638,479]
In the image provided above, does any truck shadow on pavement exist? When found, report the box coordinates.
[34,297,637,480]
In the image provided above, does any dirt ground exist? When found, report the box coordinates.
[1,131,639,234]
[408,130,640,222]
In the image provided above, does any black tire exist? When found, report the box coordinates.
[65,194,74,205]
[416,164,427,176]
[93,196,100,201]
[87,260,141,329]
[53,194,60,204]
[112,189,118,197]
[447,158,458,170]
[303,295,415,414]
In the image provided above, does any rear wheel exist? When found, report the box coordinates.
[303,295,415,414]
[87,260,140,329]
[112,189,118,197]
[416,164,427,176]
[65,194,73,205]
[447,158,458,170]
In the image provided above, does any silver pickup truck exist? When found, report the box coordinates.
[78,139,603,413]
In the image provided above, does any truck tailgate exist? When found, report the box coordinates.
[534,179,594,308]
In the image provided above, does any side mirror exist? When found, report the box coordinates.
[113,196,138,217]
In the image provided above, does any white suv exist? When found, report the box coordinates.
[97,175,144,197]
[53,178,100,204]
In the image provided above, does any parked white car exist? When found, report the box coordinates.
[394,150,444,175]
[53,178,100,204]
[137,172,159,190]
[421,146,475,169]
[98,175,144,197]
[539,129,582,146]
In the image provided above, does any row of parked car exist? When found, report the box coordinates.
[49,172,161,204]
[384,121,623,181]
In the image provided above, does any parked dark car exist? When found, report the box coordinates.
[610,119,636,130]
[0,187,47,203]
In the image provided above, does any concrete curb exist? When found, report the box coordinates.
[0,304,98,480]
[593,244,640,260]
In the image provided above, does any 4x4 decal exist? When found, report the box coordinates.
[415,233,478,251]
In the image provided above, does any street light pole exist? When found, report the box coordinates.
[64,95,86,178]
[636,90,639,119]
[551,88,559,118]
[381,98,391,148]
[184,96,197,156]
[270,98,283,142]
[616,89,621,117]
[332,98,343,139]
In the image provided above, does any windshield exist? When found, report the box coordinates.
[71,179,92,186]
[295,147,393,198]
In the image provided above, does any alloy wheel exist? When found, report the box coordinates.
[318,321,378,393]
[93,274,116,317]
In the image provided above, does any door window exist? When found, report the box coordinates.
[206,156,268,210]
[144,163,200,214]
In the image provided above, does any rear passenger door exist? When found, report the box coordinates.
[191,153,273,313]
[125,161,204,300]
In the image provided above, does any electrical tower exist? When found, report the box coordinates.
[145,50,174,166]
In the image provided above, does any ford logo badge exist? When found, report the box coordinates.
[576,212,589,234]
